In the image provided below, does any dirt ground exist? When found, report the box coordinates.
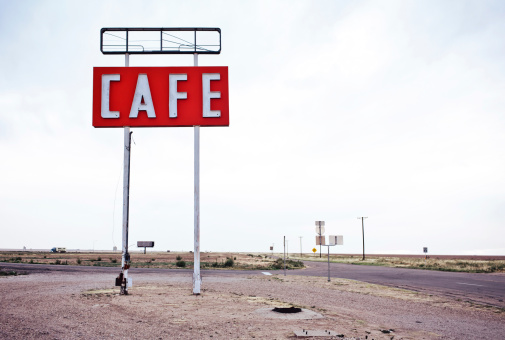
[1,268,504,339]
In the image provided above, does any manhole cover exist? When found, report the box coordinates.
[255,307,323,320]
[273,307,302,314]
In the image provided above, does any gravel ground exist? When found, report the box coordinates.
[0,270,504,339]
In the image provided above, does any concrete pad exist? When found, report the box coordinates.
[293,329,341,337]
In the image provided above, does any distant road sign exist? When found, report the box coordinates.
[312,248,317,253]
[315,236,326,245]
[423,247,428,253]
[315,226,325,235]
[329,235,344,246]
[137,241,154,248]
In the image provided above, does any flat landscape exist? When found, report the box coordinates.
[1,252,505,339]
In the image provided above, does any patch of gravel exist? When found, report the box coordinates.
[0,270,503,339]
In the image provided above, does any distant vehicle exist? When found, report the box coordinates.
[50,247,66,253]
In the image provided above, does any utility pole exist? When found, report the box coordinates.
[299,236,302,257]
[357,217,368,260]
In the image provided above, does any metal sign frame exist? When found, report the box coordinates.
[100,27,221,55]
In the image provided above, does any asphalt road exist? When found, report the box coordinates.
[2,261,504,308]
[299,260,505,308]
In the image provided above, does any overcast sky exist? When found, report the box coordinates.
[1,0,504,255]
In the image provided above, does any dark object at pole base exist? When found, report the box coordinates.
[115,272,129,295]
[272,307,302,314]
[115,272,123,287]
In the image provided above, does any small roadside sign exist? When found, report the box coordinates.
[316,236,326,245]
[423,247,428,253]
[312,248,317,253]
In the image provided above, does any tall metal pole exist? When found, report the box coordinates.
[120,53,131,295]
[358,217,368,261]
[193,53,201,295]
[327,245,330,282]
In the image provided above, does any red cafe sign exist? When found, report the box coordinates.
[92,67,229,127]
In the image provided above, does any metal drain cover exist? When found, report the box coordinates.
[254,308,324,320]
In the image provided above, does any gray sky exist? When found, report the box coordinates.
[1,0,504,255]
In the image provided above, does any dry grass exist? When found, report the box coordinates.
[3,251,503,273]
[0,251,302,271]
[289,254,505,273]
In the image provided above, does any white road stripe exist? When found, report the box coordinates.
[457,282,484,287]
[262,272,272,276]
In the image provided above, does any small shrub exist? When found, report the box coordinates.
[176,260,186,268]
[43,255,47,259]
[55,260,61,265]
[224,258,234,267]
[77,258,82,265]
[234,257,236,260]
[269,258,304,270]
[0,270,18,276]
[30,259,34,264]
[97,257,102,262]
[176,255,182,261]
[110,258,117,263]
[212,261,219,267]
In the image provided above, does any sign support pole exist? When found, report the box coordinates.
[120,53,132,295]
[193,53,201,295]
[327,245,330,282]
[319,230,323,258]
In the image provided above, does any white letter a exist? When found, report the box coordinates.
[130,74,156,118]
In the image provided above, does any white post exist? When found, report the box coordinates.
[299,236,302,257]
[283,236,286,276]
[193,53,201,295]
[121,53,131,295]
